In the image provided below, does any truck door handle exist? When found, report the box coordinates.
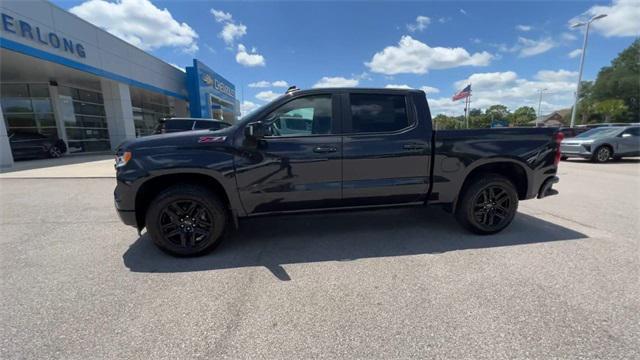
[403,144,427,151]
[313,145,337,153]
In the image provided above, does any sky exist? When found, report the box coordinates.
[52,0,639,117]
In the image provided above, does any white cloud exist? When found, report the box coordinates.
[211,9,233,23]
[240,100,260,117]
[210,8,247,45]
[313,76,359,88]
[220,22,247,45]
[438,17,451,23]
[454,71,519,90]
[385,84,412,89]
[561,32,577,41]
[248,81,271,88]
[516,37,556,57]
[236,44,265,67]
[568,48,583,58]
[407,16,431,32]
[383,84,440,94]
[534,69,577,82]
[459,9,467,15]
[516,25,532,31]
[69,0,198,53]
[420,86,440,94]
[430,70,577,116]
[570,0,640,37]
[365,36,493,75]
[255,90,280,102]
[249,80,289,88]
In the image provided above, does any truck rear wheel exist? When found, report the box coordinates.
[145,185,227,256]
[455,174,518,235]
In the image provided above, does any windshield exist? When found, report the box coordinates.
[574,127,622,139]
[236,94,288,127]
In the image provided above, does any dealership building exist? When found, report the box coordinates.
[0,0,239,167]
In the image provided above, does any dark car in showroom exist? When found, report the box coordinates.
[154,118,231,134]
[8,131,67,160]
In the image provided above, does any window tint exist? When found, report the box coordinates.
[265,95,332,136]
[193,121,212,130]
[164,120,194,130]
[194,121,226,130]
[622,127,640,136]
[349,94,409,133]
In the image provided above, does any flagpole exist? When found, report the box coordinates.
[467,92,471,129]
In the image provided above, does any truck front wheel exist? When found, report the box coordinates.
[455,174,519,235]
[145,185,227,256]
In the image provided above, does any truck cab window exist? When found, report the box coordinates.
[349,94,409,133]
[265,95,332,137]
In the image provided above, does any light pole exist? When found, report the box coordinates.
[537,88,547,127]
[569,13,607,128]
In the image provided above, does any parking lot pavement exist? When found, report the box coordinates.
[1,159,639,359]
[0,154,114,178]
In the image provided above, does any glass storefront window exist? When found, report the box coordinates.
[1,98,33,113]
[32,98,53,114]
[6,113,36,127]
[2,84,57,142]
[1,84,29,97]
[60,86,110,153]
[130,86,175,137]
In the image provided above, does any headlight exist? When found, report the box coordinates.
[115,151,132,168]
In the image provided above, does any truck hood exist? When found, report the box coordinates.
[117,127,236,151]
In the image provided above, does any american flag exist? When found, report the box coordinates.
[452,84,471,101]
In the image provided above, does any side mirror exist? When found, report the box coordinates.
[244,122,268,139]
[621,133,632,138]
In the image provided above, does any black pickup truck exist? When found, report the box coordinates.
[114,88,562,256]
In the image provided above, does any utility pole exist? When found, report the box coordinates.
[537,88,547,127]
[569,13,607,128]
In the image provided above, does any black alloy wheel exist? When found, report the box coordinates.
[472,185,512,229]
[146,185,227,256]
[48,145,63,158]
[455,174,519,234]
[159,200,214,249]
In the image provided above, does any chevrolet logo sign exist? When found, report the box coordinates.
[202,74,214,86]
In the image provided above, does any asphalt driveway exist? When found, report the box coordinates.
[1,160,638,359]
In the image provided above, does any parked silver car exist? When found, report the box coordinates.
[560,126,640,163]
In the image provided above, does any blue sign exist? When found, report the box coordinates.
[1,13,86,58]
[186,59,236,118]
[491,119,509,128]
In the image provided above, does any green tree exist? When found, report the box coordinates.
[433,114,461,129]
[469,112,491,128]
[511,106,536,126]
[469,108,483,117]
[485,104,510,119]
[594,99,628,122]
[590,39,640,122]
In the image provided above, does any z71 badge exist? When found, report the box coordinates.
[198,136,227,143]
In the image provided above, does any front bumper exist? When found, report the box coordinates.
[116,208,137,227]
[114,180,138,227]
[560,144,592,158]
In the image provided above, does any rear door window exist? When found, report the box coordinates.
[348,94,410,134]
[164,120,194,131]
